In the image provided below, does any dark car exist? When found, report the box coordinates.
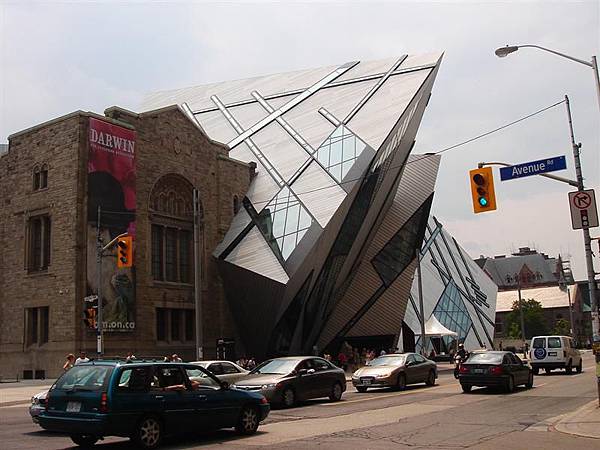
[352,353,437,392]
[231,356,346,407]
[38,360,270,449]
[458,351,534,393]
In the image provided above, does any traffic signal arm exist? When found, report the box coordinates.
[469,167,497,213]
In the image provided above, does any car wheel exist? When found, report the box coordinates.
[504,376,515,393]
[566,360,573,375]
[525,372,534,389]
[356,386,368,393]
[532,367,539,375]
[425,370,436,386]
[576,359,583,374]
[329,382,343,402]
[397,373,406,391]
[282,387,296,408]
[235,406,259,435]
[70,434,99,447]
[132,416,162,450]
[461,384,472,393]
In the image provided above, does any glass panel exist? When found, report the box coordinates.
[43,216,51,267]
[170,309,180,341]
[432,280,473,346]
[151,225,163,281]
[31,218,42,270]
[179,230,191,283]
[314,125,367,182]
[165,228,177,282]
[40,307,49,344]
[185,310,194,341]
[156,308,166,341]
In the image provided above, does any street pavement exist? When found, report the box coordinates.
[0,353,597,449]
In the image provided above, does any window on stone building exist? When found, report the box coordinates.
[27,215,51,271]
[233,195,240,214]
[33,164,48,190]
[25,306,49,347]
[156,307,193,343]
[149,175,199,284]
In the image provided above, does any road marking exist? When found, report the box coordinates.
[321,384,450,406]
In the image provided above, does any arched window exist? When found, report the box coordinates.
[149,174,199,283]
[33,166,40,190]
[40,164,48,189]
[233,195,240,214]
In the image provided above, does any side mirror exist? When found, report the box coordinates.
[307,368,316,375]
[220,381,230,390]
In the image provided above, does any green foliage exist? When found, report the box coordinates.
[505,298,548,339]
[552,318,571,336]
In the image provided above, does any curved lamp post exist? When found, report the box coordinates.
[495,44,600,115]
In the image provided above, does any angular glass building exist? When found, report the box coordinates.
[143,54,444,359]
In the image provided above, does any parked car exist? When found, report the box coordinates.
[352,353,437,392]
[231,356,346,407]
[29,390,47,424]
[458,351,533,393]
[529,335,582,374]
[38,360,270,449]
[190,360,249,384]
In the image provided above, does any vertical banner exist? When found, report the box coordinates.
[87,118,136,331]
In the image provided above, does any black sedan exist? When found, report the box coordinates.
[232,356,346,407]
[458,351,534,393]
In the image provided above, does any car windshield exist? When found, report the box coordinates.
[369,356,405,367]
[53,365,112,391]
[532,338,546,348]
[467,353,504,364]
[250,359,299,375]
[548,337,562,348]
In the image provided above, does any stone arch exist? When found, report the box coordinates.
[149,173,201,218]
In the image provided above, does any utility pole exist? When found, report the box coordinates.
[193,189,204,361]
[565,95,600,406]
[516,273,526,357]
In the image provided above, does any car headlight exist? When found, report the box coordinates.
[376,372,392,378]
[260,383,277,389]
[31,396,38,405]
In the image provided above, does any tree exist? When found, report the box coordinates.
[505,298,548,339]
[552,318,571,336]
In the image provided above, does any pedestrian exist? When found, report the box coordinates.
[237,356,247,369]
[75,351,90,365]
[171,354,182,362]
[63,354,75,371]
[379,349,386,356]
[163,355,171,362]
[337,351,348,371]
[126,351,136,362]
[247,357,256,370]
[499,340,503,351]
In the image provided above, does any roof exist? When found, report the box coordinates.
[425,314,458,336]
[496,286,570,312]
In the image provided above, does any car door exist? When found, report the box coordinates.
[155,365,199,433]
[510,354,529,385]
[294,359,317,400]
[404,355,417,383]
[310,358,335,398]
[219,362,246,384]
[413,354,430,382]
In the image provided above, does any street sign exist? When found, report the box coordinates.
[500,155,567,181]
[568,189,599,229]
[84,295,98,303]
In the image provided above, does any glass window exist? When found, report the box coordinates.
[532,337,546,348]
[28,215,51,271]
[151,225,163,281]
[207,363,224,375]
[179,230,191,283]
[40,165,48,189]
[467,353,503,364]
[251,359,300,375]
[117,367,151,392]
[414,354,426,363]
[33,167,40,190]
[311,358,331,371]
[369,355,406,367]
[184,310,194,342]
[53,366,112,392]
[170,309,181,341]
[221,363,239,374]
[314,125,367,182]
[548,337,562,348]
[165,228,177,282]
[156,367,185,388]
[185,367,220,389]
[40,306,49,344]
[156,308,167,341]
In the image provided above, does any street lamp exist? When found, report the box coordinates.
[495,44,600,114]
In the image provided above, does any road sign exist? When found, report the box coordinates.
[500,156,567,181]
[84,295,98,303]
[569,189,599,230]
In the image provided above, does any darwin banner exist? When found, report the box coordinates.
[87,118,136,331]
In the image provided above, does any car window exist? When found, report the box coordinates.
[185,367,220,389]
[512,354,523,364]
[156,366,186,388]
[311,358,331,371]
[221,362,239,374]
[532,337,546,348]
[53,365,112,392]
[296,359,315,371]
[548,337,562,348]
[208,363,224,375]
[467,353,503,364]
[405,355,415,365]
[414,354,426,363]
[251,359,299,375]
[369,355,406,367]
[117,367,152,392]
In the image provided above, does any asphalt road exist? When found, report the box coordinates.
[1,353,598,449]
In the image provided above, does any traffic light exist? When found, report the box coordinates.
[83,307,97,329]
[469,167,497,213]
[117,236,133,268]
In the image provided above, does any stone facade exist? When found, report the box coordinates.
[0,105,253,379]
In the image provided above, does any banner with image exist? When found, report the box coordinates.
[87,118,137,331]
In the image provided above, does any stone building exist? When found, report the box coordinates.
[0,105,254,379]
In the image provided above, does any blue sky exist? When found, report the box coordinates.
[1,1,599,278]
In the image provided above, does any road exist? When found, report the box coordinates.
[1,353,597,449]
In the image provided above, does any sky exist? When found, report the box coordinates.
[1,1,599,279]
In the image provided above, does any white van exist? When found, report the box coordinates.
[529,335,582,374]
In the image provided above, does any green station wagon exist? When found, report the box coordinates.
[38,360,270,449]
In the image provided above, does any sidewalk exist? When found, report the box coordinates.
[0,381,54,407]
[555,400,600,439]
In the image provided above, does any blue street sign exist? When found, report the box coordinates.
[500,155,567,181]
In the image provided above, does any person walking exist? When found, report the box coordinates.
[75,351,89,365]
[171,354,182,362]
[63,354,75,371]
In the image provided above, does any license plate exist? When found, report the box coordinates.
[473,368,485,374]
[548,352,557,356]
[66,401,81,413]
[362,379,372,385]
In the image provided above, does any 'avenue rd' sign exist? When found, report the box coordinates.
[500,156,567,181]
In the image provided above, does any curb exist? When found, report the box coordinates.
[554,400,600,440]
